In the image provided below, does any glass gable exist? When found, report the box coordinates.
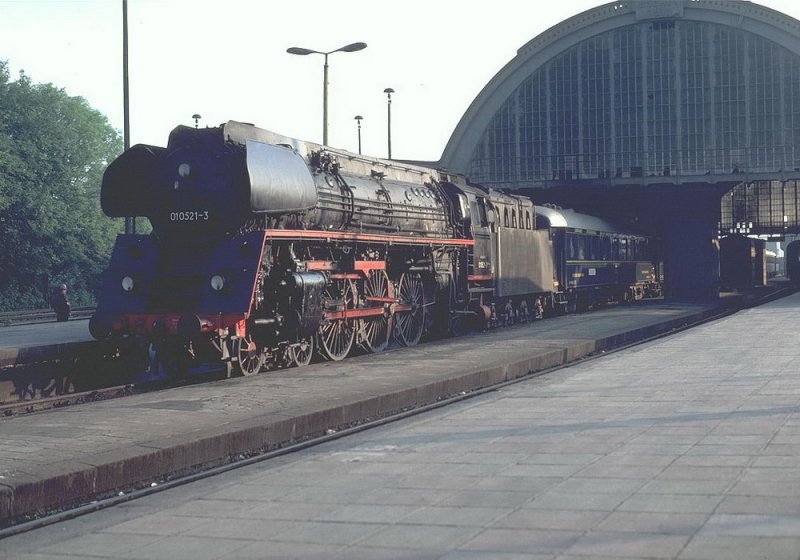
[468,20,800,188]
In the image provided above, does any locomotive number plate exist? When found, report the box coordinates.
[170,211,209,221]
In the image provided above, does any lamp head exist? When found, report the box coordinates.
[338,42,367,53]
[287,47,317,56]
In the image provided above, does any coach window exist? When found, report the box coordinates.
[488,206,497,232]
[471,198,489,228]
[456,194,469,222]
[479,199,489,227]
[469,201,479,228]
[570,234,585,260]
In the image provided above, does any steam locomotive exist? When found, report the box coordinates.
[90,121,661,376]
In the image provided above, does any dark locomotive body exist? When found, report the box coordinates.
[91,121,661,376]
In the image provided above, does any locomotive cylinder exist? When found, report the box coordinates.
[287,272,326,339]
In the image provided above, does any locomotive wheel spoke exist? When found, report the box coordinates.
[235,335,264,376]
[318,279,356,361]
[359,270,391,353]
[288,337,314,368]
[395,272,425,346]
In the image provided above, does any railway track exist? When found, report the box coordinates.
[0,307,96,326]
[0,384,137,417]
[0,283,793,417]
[0,356,228,414]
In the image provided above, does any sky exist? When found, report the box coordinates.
[2,0,800,162]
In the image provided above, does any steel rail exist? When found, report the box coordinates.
[0,307,95,327]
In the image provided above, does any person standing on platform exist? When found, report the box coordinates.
[50,284,71,322]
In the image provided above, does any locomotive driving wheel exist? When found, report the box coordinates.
[318,279,356,361]
[395,272,426,346]
[359,269,392,353]
[234,335,265,376]
[287,337,314,368]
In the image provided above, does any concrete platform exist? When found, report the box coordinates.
[0,320,93,368]
[0,300,727,527]
[3,293,800,558]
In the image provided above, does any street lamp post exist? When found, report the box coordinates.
[122,0,133,234]
[354,115,363,154]
[384,88,394,159]
[287,42,367,146]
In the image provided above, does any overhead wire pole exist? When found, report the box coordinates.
[122,0,133,234]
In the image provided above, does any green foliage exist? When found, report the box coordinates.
[0,60,123,310]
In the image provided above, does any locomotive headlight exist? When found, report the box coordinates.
[210,275,226,291]
[121,276,134,292]
[177,163,192,178]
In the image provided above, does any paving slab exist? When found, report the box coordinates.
[0,300,724,525]
[1,293,800,558]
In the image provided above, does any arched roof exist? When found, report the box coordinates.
[536,206,621,232]
[440,0,800,174]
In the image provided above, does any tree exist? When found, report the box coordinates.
[0,60,123,310]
